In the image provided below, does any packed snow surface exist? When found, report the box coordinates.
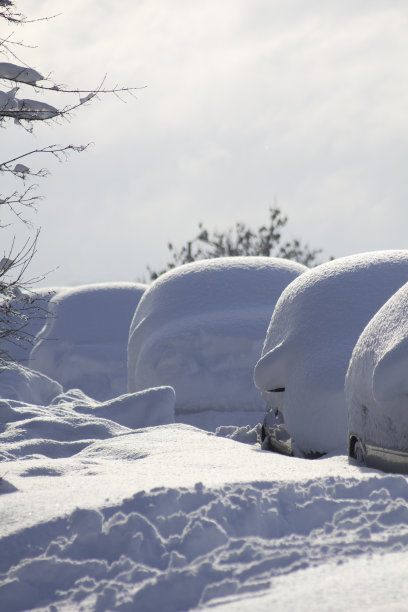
[346,281,408,451]
[128,257,307,429]
[254,250,408,455]
[30,282,147,401]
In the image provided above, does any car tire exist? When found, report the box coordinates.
[353,439,366,466]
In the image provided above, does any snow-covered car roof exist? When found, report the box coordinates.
[29,282,147,401]
[128,256,307,429]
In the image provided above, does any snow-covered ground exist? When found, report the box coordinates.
[2,417,408,611]
[2,257,408,611]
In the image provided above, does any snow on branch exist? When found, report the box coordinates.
[0,1,141,360]
[0,61,43,83]
[0,144,88,224]
[0,70,144,126]
[0,0,58,26]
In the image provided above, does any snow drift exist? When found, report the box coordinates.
[128,257,307,429]
[30,282,147,401]
[0,361,62,406]
[346,281,408,454]
[254,250,408,455]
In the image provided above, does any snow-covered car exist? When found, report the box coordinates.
[346,281,408,473]
[29,282,147,401]
[128,256,308,430]
[254,250,408,457]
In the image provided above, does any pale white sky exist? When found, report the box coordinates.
[3,0,408,285]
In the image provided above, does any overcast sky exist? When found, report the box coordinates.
[4,0,408,285]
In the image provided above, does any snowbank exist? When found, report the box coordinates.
[254,250,408,455]
[346,281,408,453]
[0,361,62,406]
[30,282,147,401]
[128,257,307,429]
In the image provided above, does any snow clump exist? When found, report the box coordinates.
[0,62,43,84]
[128,257,307,430]
[30,282,147,401]
[346,281,408,454]
[254,250,408,456]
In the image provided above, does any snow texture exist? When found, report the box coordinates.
[346,281,408,451]
[128,257,307,430]
[254,250,408,455]
[1,423,408,611]
[30,282,147,401]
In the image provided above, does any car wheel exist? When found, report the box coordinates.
[353,439,366,466]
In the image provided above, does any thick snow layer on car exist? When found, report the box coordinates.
[30,282,147,401]
[0,361,62,406]
[128,257,307,429]
[254,250,408,455]
[346,281,408,451]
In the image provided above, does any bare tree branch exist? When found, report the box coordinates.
[0,0,140,363]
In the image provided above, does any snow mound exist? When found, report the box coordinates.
[30,282,147,401]
[346,281,408,452]
[52,385,176,430]
[0,386,175,462]
[254,250,408,455]
[128,257,307,429]
[0,362,62,406]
